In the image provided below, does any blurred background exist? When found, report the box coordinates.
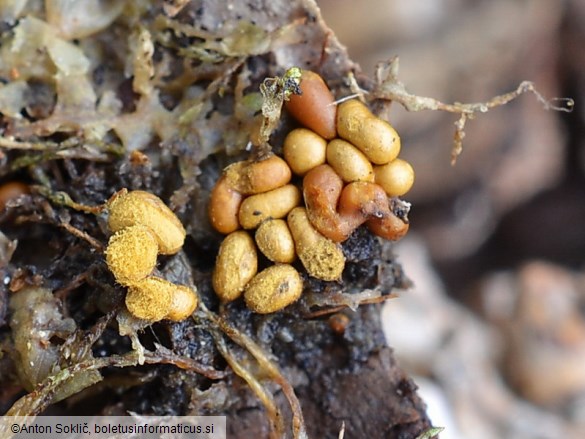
[317,0,585,438]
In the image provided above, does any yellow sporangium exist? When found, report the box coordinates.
[105,189,197,322]
[244,264,303,314]
[105,224,158,285]
[212,230,258,303]
[107,189,186,255]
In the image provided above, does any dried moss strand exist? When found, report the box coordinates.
[212,333,284,439]
[5,350,226,417]
[146,344,227,379]
[200,304,307,439]
[36,185,105,214]
[373,57,574,164]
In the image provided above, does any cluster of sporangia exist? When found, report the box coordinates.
[209,70,414,314]
[105,189,198,322]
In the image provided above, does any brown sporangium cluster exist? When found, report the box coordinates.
[209,69,414,314]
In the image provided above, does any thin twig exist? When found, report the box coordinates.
[59,222,104,252]
[199,302,308,439]
[303,293,398,319]
[372,57,574,164]
[35,186,106,215]
[212,333,283,439]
